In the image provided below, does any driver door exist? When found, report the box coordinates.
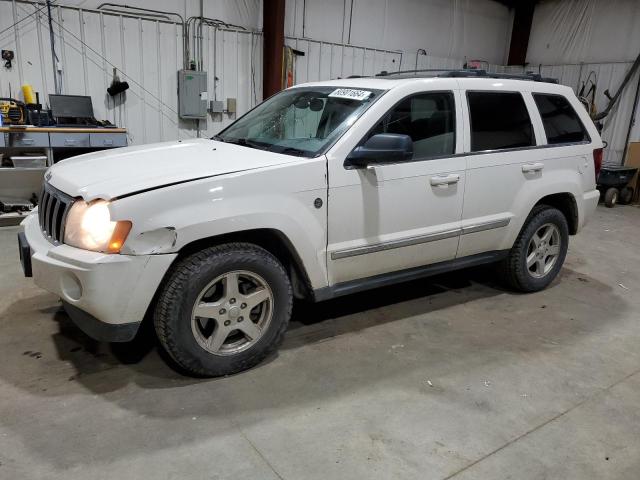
[326,89,466,285]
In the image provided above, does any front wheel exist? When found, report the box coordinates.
[154,243,292,377]
[498,205,569,292]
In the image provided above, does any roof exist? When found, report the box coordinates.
[293,77,410,90]
[374,69,558,83]
[293,69,561,92]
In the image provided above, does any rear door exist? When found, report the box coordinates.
[456,83,545,258]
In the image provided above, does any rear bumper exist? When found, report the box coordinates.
[580,189,600,231]
[20,213,177,341]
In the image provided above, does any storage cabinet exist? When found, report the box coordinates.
[0,127,128,224]
[49,132,91,148]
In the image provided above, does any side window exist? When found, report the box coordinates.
[533,93,590,144]
[369,92,455,160]
[467,91,534,152]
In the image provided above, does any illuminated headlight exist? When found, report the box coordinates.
[64,200,132,253]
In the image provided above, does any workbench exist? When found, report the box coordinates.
[0,126,127,225]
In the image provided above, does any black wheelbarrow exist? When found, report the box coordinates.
[597,166,638,207]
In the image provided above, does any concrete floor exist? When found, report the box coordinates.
[1,205,640,479]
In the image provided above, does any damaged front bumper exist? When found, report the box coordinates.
[20,213,177,342]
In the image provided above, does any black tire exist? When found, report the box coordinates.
[154,243,292,377]
[498,205,569,293]
[604,187,618,208]
[619,187,633,205]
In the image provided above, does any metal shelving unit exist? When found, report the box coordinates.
[0,126,128,225]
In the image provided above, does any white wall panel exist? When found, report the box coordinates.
[526,0,640,164]
[284,36,402,83]
[2,0,636,165]
[30,0,262,29]
[411,54,464,72]
[285,0,512,65]
[0,1,261,145]
[527,0,640,65]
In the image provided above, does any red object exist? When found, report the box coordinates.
[593,147,603,179]
[263,0,286,98]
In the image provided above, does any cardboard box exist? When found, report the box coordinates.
[624,142,640,203]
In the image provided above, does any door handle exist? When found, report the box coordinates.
[522,162,544,173]
[430,174,460,186]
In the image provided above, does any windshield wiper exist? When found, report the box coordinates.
[213,136,307,156]
[275,146,308,157]
[224,137,269,151]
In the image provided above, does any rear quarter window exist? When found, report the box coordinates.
[533,93,590,144]
[467,91,534,152]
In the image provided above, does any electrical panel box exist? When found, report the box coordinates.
[209,100,224,113]
[227,97,237,113]
[178,70,207,119]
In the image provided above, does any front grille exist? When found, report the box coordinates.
[38,183,74,244]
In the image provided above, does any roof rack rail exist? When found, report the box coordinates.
[376,68,475,77]
[375,68,558,84]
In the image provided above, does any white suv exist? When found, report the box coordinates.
[18,71,601,376]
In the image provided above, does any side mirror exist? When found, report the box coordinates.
[346,133,413,168]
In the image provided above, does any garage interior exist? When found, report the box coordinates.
[2,0,640,478]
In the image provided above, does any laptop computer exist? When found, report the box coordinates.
[49,94,97,127]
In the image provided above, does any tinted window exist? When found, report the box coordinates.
[533,93,589,144]
[370,92,455,159]
[468,92,534,151]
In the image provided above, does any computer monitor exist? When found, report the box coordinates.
[49,94,94,120]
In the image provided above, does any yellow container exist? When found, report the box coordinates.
[21,84,36,104]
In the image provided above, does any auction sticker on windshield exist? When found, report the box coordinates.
[328,88,372,101]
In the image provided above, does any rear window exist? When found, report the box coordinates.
[533,93,590,144]
[468,91,534,152]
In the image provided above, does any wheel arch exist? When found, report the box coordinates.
[172,228,315,300]
[534,192,579,235]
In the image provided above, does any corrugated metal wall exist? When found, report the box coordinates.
[1,0,638,165]
[284,37,402,83]
[0,0,262,144]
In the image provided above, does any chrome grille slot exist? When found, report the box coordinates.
[38,183,74,244]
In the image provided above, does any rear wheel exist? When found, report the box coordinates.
[154,243,292,377]
[499,205,569,292]
[604,187,618,208]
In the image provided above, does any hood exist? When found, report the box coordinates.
[47,139,298,200]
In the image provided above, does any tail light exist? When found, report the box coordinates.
[593,148,603,180]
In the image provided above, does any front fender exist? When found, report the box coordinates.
[110,160,329,290]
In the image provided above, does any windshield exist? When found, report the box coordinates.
[215,86,384,157]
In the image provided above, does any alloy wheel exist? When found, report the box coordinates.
[526,223,561,278]
[191,270,273,356]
